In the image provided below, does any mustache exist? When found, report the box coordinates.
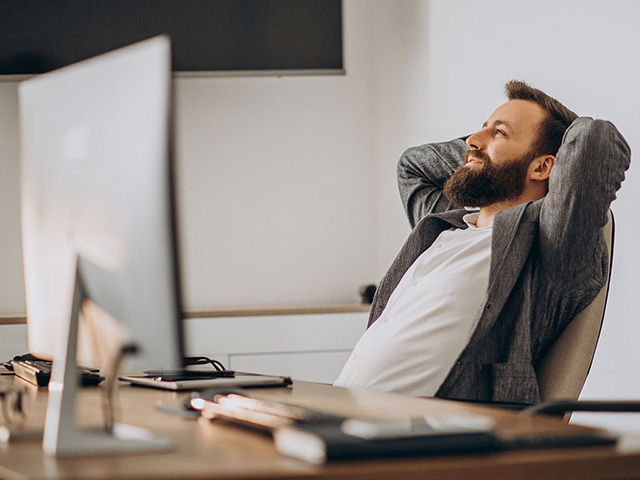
[464,150,492,165]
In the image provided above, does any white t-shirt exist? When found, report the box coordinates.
[334,212,492,397]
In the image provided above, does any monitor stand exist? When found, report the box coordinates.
[43,259,174,457]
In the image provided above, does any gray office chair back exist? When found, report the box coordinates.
[534,210,614,403]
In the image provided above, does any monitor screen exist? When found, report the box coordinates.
[0,0,343,76]
[18,35,184,373]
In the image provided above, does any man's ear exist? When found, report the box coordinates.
[529,155,555,181]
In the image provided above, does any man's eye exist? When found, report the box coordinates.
[496,129,506,136]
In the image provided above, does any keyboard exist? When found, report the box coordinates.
[9,354,103,387]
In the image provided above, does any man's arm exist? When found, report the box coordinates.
[397,137,469,229]
[540,117,631,281]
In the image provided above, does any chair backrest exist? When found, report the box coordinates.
[534,210,614,403]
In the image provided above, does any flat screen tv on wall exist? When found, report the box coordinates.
[0,0,343,77]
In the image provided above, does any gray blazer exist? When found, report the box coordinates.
[368,118,631,404]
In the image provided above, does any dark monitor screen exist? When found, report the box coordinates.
[1,0,343,75]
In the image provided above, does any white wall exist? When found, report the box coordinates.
[370,0,640,432]
[369,0,434,276]
[0,2,420,314]
[0,1,382,315]
[175,1,382,309]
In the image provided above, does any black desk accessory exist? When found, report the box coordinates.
[7,354,103,387]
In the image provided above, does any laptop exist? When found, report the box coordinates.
[120,371,292,391]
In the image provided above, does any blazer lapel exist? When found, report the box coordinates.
[466,202,540,344]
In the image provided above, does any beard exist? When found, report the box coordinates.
[443,149,535,208]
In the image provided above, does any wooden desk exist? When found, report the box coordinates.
[2,379,640,480]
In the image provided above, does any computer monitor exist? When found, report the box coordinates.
[18,36,184,456]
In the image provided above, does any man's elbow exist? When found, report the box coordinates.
[566,117,631,163]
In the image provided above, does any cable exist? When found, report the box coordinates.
[184,356,227,371]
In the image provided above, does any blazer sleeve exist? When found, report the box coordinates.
[539,117,631,282]
[397,137,469,229]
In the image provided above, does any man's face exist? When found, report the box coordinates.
[443,100,548,208]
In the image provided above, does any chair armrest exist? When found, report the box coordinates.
[522,400,640,418]
[446,398,532,411]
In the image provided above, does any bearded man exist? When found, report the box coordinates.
[334,80,631,405]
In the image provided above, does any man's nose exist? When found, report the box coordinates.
[466,130,486,150]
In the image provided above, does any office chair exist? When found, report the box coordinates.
[533,210,615,404]
[526,210,640,419]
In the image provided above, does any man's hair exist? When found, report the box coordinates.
[505,80,578,157]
